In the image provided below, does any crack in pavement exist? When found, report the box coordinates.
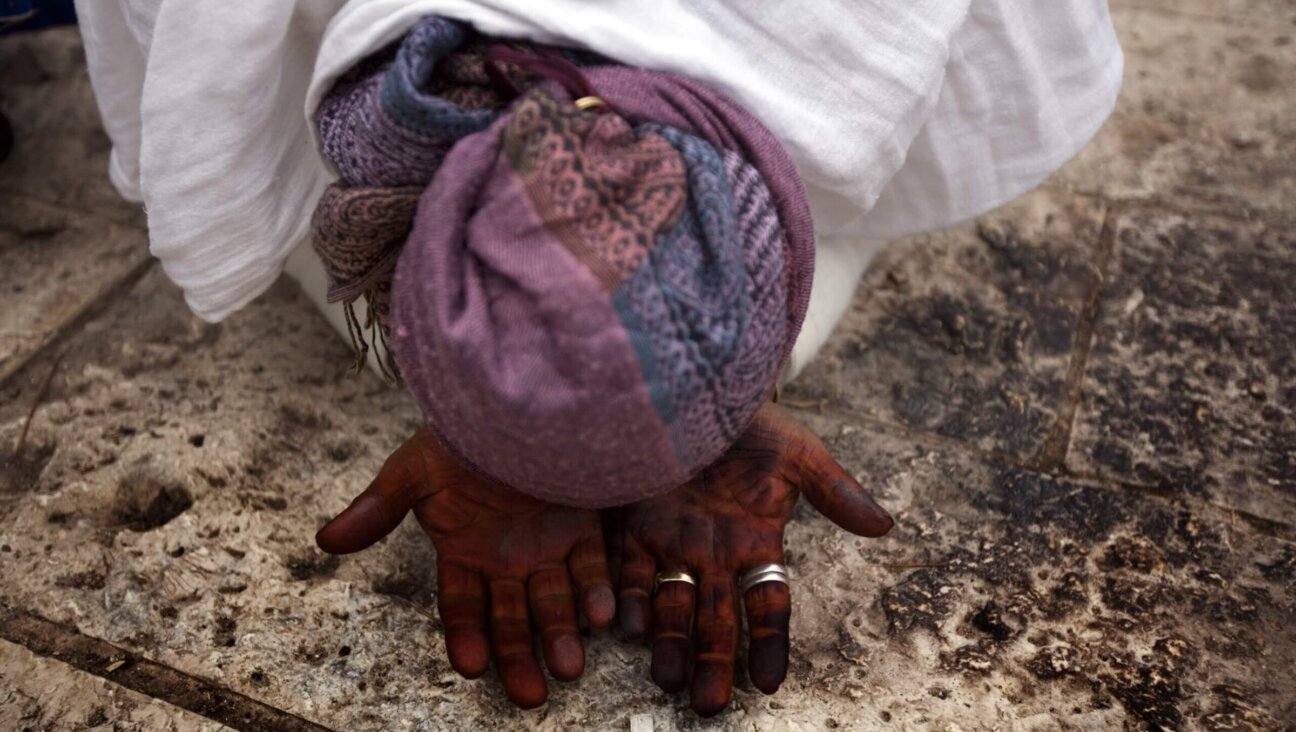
[0,604,337,732]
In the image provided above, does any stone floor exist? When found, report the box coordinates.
[0,3,1292,730]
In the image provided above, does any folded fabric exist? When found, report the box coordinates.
[317,17,610,189]
[309,184,421,375]
[311,18,611,375]
[312,19,609,320]
[313,18,813,506]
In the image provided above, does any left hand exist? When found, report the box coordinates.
[315,430,615,709]
[617,403,894,716]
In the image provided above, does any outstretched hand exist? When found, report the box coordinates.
[315,430,615,709]
[617,403,893,716]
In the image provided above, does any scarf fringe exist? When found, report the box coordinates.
[342,293,400,385]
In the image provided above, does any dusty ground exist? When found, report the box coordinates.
[1,3,1293,730]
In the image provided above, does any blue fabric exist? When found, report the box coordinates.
[381,17,494,137]
[609,125,786,469]
[0,0,75,34]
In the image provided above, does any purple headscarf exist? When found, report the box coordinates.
[314,18,813,507]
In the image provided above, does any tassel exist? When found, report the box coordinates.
[342,299,370,375]
[363,290,400,385]
[340,292,401,384]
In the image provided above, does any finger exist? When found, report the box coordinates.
[650,575,695,693]
[528,564,584,681]
[437,563,489,678]
[315,433,428,554]
[617,533,656,637]
[490,579,547,709]
[794,437,894,537]
[743,579,791,694]
[690,575,740,717]
[569,535,615,629]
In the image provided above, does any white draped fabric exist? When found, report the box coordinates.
[74,0,1122,376]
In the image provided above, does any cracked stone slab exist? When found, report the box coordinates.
[784,191,1105,460]
[1053,6,1296,219]
[0,638,232,732]
[0,28,145,227]
[0,266,867,731]
[0,267,905,731]
[1067,209,1296,527]
[0,194,151,384]
[0,269,430,731]
[0,268,735,732]
[2,264,1288,730]
[782,409,1295,731]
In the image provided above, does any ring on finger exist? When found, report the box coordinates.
[653,570,697,591]
[739,563,790,594]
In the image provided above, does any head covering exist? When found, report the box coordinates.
[313,17,813,507]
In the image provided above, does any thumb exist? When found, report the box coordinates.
[315,431,432,554]
[790,434,894,538]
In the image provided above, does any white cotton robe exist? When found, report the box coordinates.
[73,0,1123,379]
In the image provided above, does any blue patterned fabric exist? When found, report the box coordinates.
[610,127,788,470]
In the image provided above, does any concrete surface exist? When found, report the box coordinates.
[1,2,1293,730]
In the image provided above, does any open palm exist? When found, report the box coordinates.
[315,430,614,709]
[617,403,893,716]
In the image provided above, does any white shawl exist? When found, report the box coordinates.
[75,0,1122,343]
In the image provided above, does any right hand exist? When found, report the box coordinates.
[315,430,616,709]
[617,403,894,715]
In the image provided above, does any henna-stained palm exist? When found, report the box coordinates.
[315,430,615,709]
[618,403,894,716]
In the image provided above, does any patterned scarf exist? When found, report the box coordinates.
[312,17,813,507]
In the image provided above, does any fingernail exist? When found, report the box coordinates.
[315,495,376,553]
[447,637,490,679]
[314,520,344,553]
[876,508,896,534]
[500,661,547,709]
[550,635,585,680]
[691,664,733,717]
[748,642,789,694]
[619,600,648,637]
[586,585,616,627]
[651,640,690,693]
[837,481,896,537]
[866,498,895,534]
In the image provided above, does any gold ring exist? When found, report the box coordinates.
[574,96,607,111]
[653,570,696,591]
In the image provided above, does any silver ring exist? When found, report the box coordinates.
[739,563,790,594]
[654,570,696,591]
